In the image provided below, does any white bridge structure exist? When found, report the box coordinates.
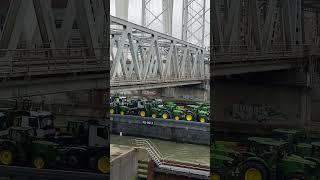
[110,0,210,91]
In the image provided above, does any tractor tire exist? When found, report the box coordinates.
[239,161,269,180]
[33,156,46,169]
[185,113,194,121]
[0,144,16,166]
[198,116,208,123]
[66,149,87,169]
[174,116,179,121]
[162,112,170,119]
[89,152,109,174]
[139,110,146,117]
[151,113,157,118]
[286,172,306,180]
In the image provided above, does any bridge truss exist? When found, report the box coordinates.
[110,16,209,91]
[0,0,109,98]
[211,0,320,77]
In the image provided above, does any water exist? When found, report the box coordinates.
[111,134,210,166]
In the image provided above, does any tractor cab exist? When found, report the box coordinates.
[247,137,288,162]
[88,124,108,147]
[0,108,29,131]
[64,119,108,147]
[273,129,310,155]
[17,111,55,138]
[273,129,307,144]
[113,96,127,105]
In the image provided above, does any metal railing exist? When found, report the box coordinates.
[0,48,108,79]
[133,138,165,167]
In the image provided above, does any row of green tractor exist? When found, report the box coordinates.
[211,129,320,180]
[110,96,210,123]
[0,101,109,174]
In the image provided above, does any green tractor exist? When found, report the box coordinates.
[0,127,59,169]
[185,104,210,123]
[110,96,129,115]
[172,106,186,121]
[156,102,177,120]
[110,99,129,116]
[211,133,248,180]
[237,137,318,180]
[211,142,243,180]
[273,129,320,177]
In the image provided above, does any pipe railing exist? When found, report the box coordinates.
[0,48,108,79]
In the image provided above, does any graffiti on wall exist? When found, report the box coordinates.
[224,103,288,123]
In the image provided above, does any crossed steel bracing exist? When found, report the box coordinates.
[211,0,320,78]
[182,0,210,47]
[0,0,109,98]
[211,0,307,52]
[110,16,209,91]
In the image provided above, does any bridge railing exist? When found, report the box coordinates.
[210,44,312,63]
[0,48,108,79]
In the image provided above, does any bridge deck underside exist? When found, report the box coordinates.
[211,49,309,77]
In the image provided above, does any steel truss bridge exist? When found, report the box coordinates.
[110,16,210,92]
[0,0,109,99]
[211,0,320,78]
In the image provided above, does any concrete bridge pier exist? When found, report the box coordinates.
[212,70,318,137]
[159,82,209,102]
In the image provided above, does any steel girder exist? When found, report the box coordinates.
[110,16,209,89]
[211,0,307,52]
[0,0,106,51]
[182,0,209,47]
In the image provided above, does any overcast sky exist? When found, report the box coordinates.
[110,0,210,47]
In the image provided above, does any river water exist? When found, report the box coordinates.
[111,134,210,166]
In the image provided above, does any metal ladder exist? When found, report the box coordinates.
[133,138,164,167]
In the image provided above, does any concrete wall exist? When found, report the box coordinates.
[213,80,305,135]
[111,146,138,180]
[160,85,209,102]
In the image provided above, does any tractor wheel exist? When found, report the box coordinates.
[66,149,86,169]
[239,161,269,180]
[139,111,146,117]
[286,172,306,180]
[110,109,115,114]
[174,116,179,121]
[185,113,194,121]
[0,144,16,165]
[199,117,207,123]
[97,155,109,174]
[151,114,157,118]
[120,111,125,115]
[162,112,170,119]
[89,152,109,174]
[33,156,46,169]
